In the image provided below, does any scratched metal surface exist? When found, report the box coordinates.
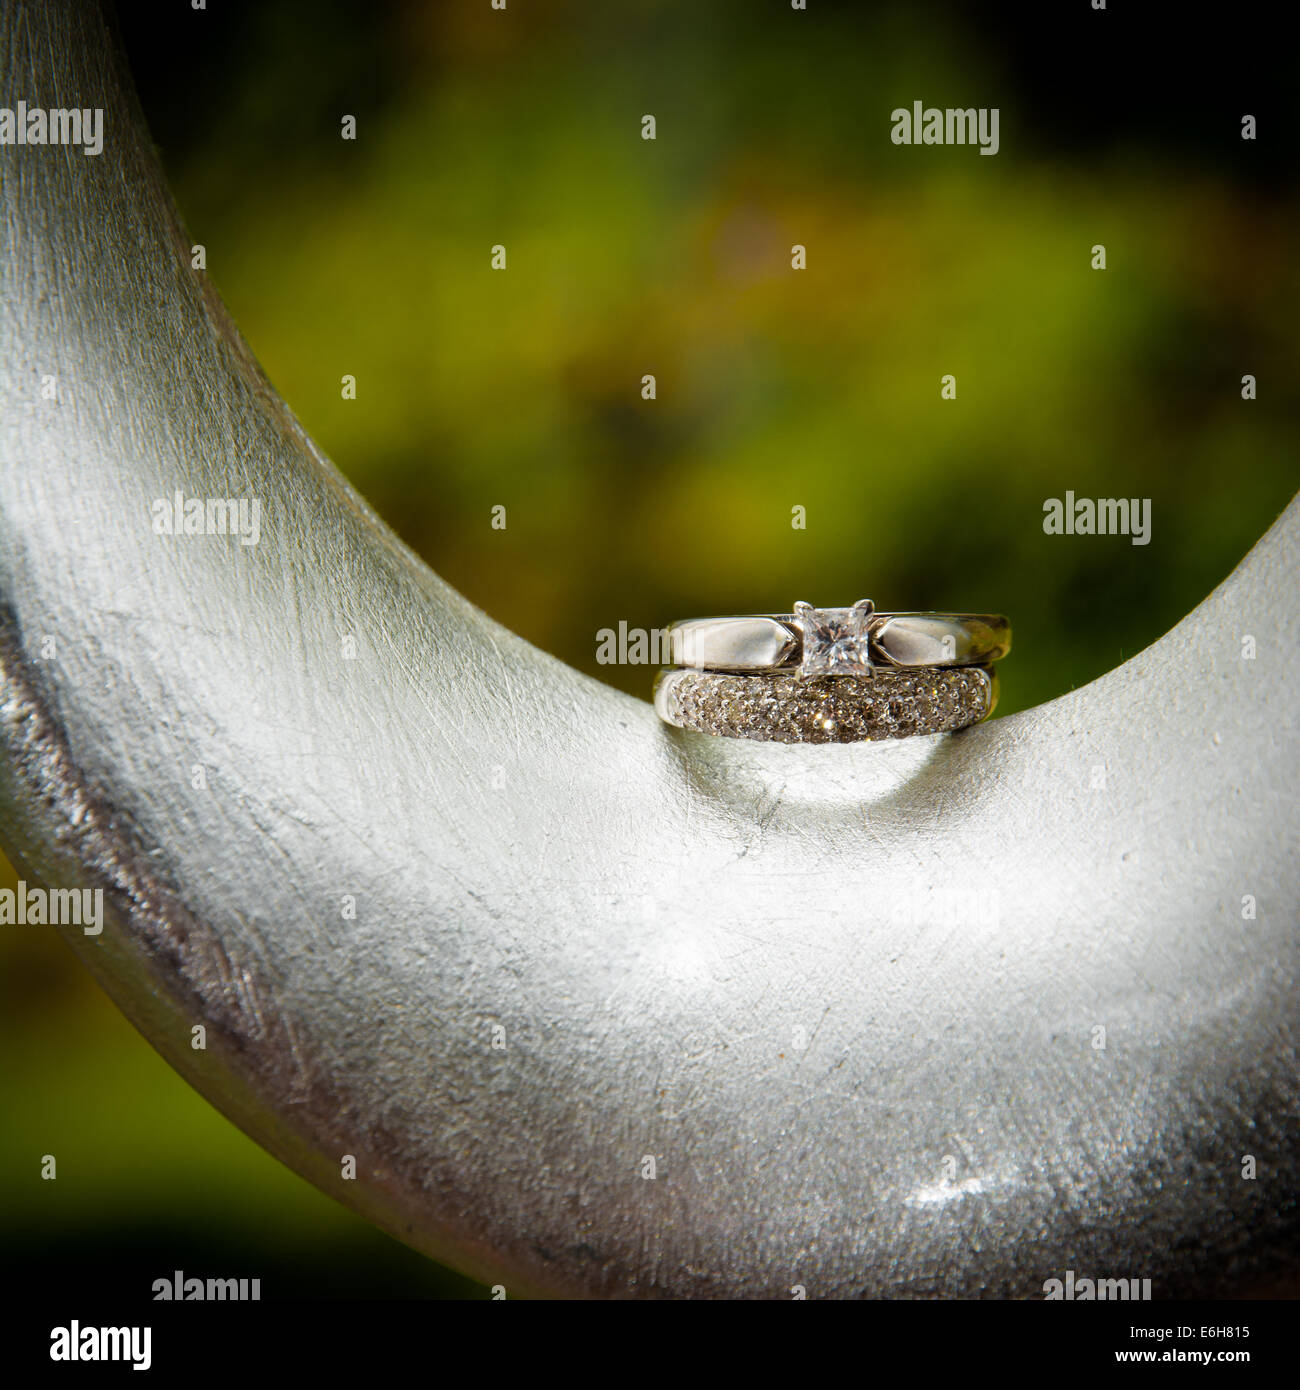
[1,0,1297,1297]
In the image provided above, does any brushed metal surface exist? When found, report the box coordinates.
[1,0,1297,1298]
[669,615,799,670]
[874,613,1011,667]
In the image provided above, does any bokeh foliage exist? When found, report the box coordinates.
[129,0,1297,717]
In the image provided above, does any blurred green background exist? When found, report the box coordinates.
[2,0,1294,1296]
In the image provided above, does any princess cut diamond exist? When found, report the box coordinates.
[795,600,876,679]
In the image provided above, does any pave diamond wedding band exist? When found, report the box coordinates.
[655,600,1009,743]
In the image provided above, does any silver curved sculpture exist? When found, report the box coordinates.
[2,0,1297,1298]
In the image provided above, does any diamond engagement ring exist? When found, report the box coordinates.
[654,600,1009,743]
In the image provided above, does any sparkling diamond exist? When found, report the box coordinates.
[795,600,876,679]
